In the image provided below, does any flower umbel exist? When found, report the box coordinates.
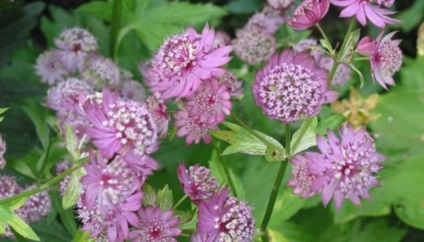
[177,164,218,202]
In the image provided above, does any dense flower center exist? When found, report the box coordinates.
[377,40,402,76]
[257,63,321,122]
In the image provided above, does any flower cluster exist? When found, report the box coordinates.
[0,176,51,238]
[288,126,385,209]
[0,134,6,169]
[178,164,218,202]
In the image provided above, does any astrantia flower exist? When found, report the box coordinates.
[81,89,158,160]
[185,78,232,125]
[267,0,295,10]
[178,164,218,202]
[232,28,276,65]
[293,38,323,61]
[128,206,182,242]
[82,57,121,90]
[55,28,98,72]
[56,161,72,195]
[220,71,244,99]
[246,7,284,34]
[369,32,403,89]
[212,31,231,49]
[149,25,232,99]
[81,152,143,210]
[35,50,69,85]
[290,126,385,209]
[20,185,51,223]
[46,77,93,113]
[119,80,146,102]
[77,190,142,242]
[0,135,6,169]
[0,175,19,199]
[286,0,330,30]
[331,0,400,28]
[146,96,170,139]
[174,108,217,145]
[197,188,255,242]
[253,48,338,123]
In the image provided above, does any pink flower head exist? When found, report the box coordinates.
[356,36,375,55]
[82,56,122,90]
[197,188,255,242]
[185,78,232,125]
[81,89,158,160]
[35,50,69,85]
[149,24,232,99]
[177,164,218,202]
[19,185,51,223]
[119,80,147,102]
[81,152,144,210]
[232,28,276,65]
[369,32,403,89]
[267,0,295,11]
[220,71,244,99]
[55,28,98,72]
[0,175,20,199]
[286,0,330,30]
[253,48,338,123]
[331,0,400,28]
[128,206,182,242]
[290,126,385,209]
[46,77,93,113]
[212,31,231,49]
[78,189,142,242]
[246,7,284,35]
[55,161,72,196]
[174,108,217,145]
[146,96,170,139]
[0,135,6,169]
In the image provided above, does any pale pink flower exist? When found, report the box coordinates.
[177,164,218,202]
[220,71,244,99]
[232,28,276,65]
[149,25,232,99]
[35,50,69,85]
[253,48,338,123]
[174,108,217,145]
[19,185,51,223]
[0,134,6,169]
[212,31,231,49]
[267,0,295,10]
[331,0,400,28]
[247,7,284,34]
[128,206,182,242]
[119,80,147,102]
[286,0,330,30]
[82,56,121,90]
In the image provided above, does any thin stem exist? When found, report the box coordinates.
[315,23,331,49]
[0,162,84,206]
[173,195,188,210]
[212,139,238,197]
[110,0,122,60]
[260,124,291,242]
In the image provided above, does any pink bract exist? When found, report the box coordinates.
[286,0,330,30]
[177,164,218,202]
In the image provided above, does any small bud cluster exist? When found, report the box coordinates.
[178,164,218,202]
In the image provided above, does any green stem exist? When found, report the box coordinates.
[315,23,331,49]
[212,139,238,197]
[110,0,122,60]
[0,162,84,206]
[260,124,291,242]
[328,19,355,84]
[173,195,188,210]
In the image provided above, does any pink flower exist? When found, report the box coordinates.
[212,31,231,49]
[177,164,218,202]
[119,80,147,102]
[197,188,255,241]
[19,185,51,223]
[369,32,403,89]
[174,108,217,145]
[128,206,182,242]
[331,0,400,28]
[246,7,284,35]
[286,0,330,30]
[35,50,69,85]
[0,135,6,169]
[253,48,338,123]
[185,78,232,125]
[232,28,276,65]
[81,152,144,210]
[55,161,72,196]
[80,89,158,160]
[356,36,375,55]
[82,56,121,90]
[0,175,20,199]
[149,25,232,99]
[289,126,385,209]
[267,0,295,10]
[146,96,170,139]
[220,71,244,99]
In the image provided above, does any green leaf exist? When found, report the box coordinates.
[8,214,40,241]
[268,229,289,242]
[315,114,346,136]
[63,167,85,209]
[395,1,424,32]
[77,1,112,20]
[157,185,173,211]
[227,0,261,14]
[290,117,318,155]
[348,219,407,242]
[72,230,92,242]
[51,192,77,236]
[339,29,361,62]
[21,101,50,149]
[211,122,286,161]
[65,124,78,161]
[0,107,9,122]
[319,38,333,54]
[142,184,157,207]
[0,206,13,223]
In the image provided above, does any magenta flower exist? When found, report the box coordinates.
[81,152,143,210]
[232,28,276,65]
[35,50,69,85]
[356,36,375,56]
[78,190,142,242]
[197,188,255,241]
[81,89,158,161]
[0,134,6,169]
[331,0,400,28]
[286,0,330,30]
[55,28,98,72]
[128,206,182,242]
[149,25,232,99]
[146,96,170,139]
[185,78,232,125]
[253,48,338,123]
[369,32,403,89]
[289,126,385,209]
[177,164,218,202]
[174,108,217,145]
